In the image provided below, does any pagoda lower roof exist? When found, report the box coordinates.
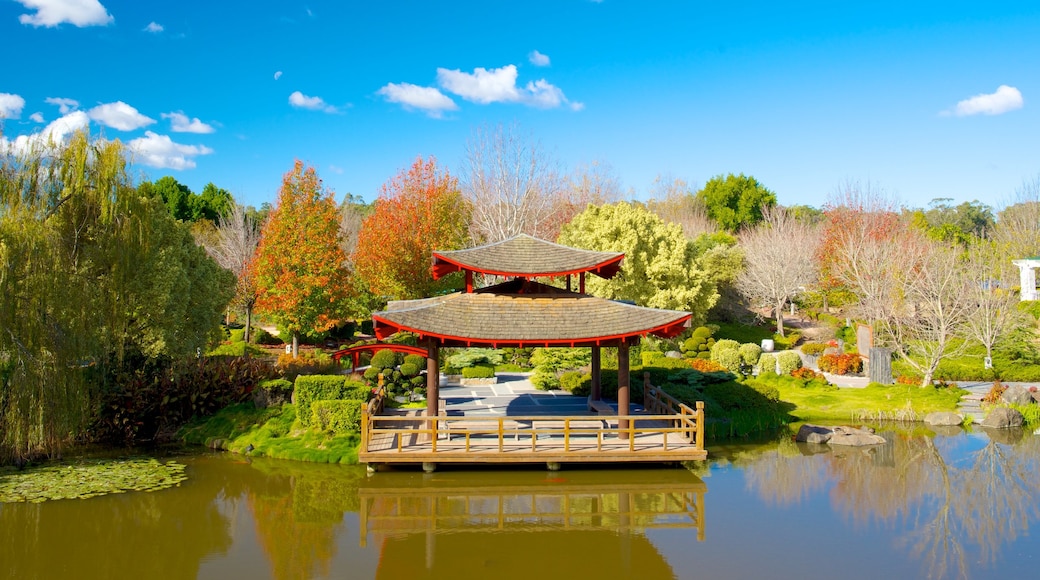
[373,280,691,348]
[431,234,624,280]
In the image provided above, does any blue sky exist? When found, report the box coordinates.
[1,1,1038,211]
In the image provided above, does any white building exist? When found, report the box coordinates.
[1012,257,1040,301]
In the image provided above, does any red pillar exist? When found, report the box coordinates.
[426,338,440,419]
[579,272,586,294]
[618,342,630,440]
[465,270,473,293]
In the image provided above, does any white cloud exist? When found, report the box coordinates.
[288,90,337,113]
[30,112,44,123]
[144,21,163,33]
[377,82,457,117]
[45,96,79,114]
[328,164,344,174]
[0,93,26,119]
[435,64,581,110]
[16,0,113,28]
[528,50,551,67]
[946,85,1024,117]
[87,101,156,131]
[437,65,521,104]
[128,131,213,170]
[274,71,283,80]
[161,111,215,134]
[1,110,90,154]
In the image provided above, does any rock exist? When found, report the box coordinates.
[923,411,963,427]
[665,350,683,359]
[244,444,255,454]
[1001,385,1034,406]
[981,407,1025,429]
[1031,389,1040,404]
[795,424,833,444]
[827,426,886,446]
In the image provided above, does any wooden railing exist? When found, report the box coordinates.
[361,410,704,457]
[643,379,705,451]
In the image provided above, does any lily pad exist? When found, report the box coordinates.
[0,458,188,503]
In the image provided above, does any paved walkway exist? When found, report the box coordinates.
[438,372,642,417]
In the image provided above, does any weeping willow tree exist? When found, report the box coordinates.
[0,131,234,464]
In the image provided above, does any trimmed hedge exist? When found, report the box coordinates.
[294,375,346,426]
[776,351,803,375]
[311,400,363,434]
[710,339,742,372]
[757,353,777,375]
[254,378,293,408]
[738,343,762,366]
[800,342,827,356]
[462,364,495,379]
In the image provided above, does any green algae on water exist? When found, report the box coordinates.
[0,458,188,503]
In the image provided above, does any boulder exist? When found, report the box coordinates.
[795,424,833,444]
[923,411,963,427]
[1001,385,1034,406]
[827,426,886,446]
[1031,389,1040,404]
[981,407,1025,429]
[665,350,683,359]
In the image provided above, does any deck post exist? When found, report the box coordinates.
[618,342,630,440]
[426,338,440,422]
[590,346,602,402]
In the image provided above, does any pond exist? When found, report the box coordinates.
[2,425,1038,579]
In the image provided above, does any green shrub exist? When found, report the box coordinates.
[403,354,426,370]
[370,349,400,370]
[531,370,560,391]
[641,350,664,366]
[710,339,741,371]
[1018,300,1040,321]
[559,371,589,394]
[229,328,246,343]
[311,400,363,434]
[447,348,503,369]
[399,362,420,378]
[294,375,347,427]
[207,341,265,357]
[738,343,762,366]
[495,363,524,372]
[757,353,777,375]
[461,364,495,379]
[800,342,827,356]
[776,351,802,375]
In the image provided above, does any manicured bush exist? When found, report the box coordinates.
[399,362,420,378]
[738,343,762,366]
[559,371,589,394]
[370,349,400,370]
[447,348,503,369]
[776,351,802,375]
[800,342,827,356]
[531,370,560,391]
[403,354,426,370]
[681,326,716,358]
[311,400,363,434]
[229,328,246,343]
[818,353,863,375]
[294,375,347,426]
[461,364,495,379]
[710,339,742,371]
[757,353,777,375]
[208,341,265,357]
[790,367,824,382]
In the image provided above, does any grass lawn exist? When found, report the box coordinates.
[179,403,360,464]
[750,373,966,423]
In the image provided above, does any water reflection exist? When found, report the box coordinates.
[357,470,707,580]
[737,426,1040,579]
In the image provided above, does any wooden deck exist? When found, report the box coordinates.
[359,385,706,467]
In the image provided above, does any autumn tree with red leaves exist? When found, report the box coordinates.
[353,156,471,301]
[253,161,351,357]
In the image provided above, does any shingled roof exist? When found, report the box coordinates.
[373,280,690,347]
[431,234,624,280]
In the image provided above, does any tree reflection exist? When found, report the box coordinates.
[742,427,1040,579]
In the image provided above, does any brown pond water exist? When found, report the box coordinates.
[2,426,1038,579]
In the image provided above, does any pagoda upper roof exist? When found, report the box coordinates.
[431,234,624,280]
[373,279,690,348]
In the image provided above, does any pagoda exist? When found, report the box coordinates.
[372,234,692,432]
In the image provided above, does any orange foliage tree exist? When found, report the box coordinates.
[353,156,471,300]
[253,161,352,356]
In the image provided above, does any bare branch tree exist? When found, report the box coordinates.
[646,174,717,239]
[207,203,260,342]
[736,206,820,335]
[991,176,1040,281]
[461,123,565,242]
[962,244,1028,364]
